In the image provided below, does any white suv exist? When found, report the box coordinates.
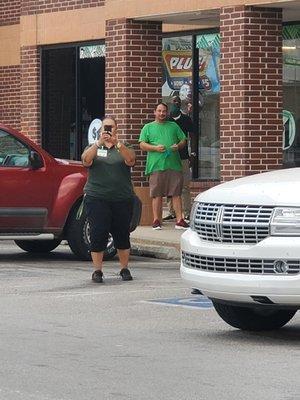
[181,168,300,331]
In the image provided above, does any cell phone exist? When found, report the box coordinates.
[104,125,112,135]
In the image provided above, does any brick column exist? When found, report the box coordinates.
[105,18,162,187]
[20,46,41,143]
[0,66,21,130]
[220,6,283,181]
[0,0,21,130]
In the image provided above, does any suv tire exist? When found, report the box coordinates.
[66,204,117,261]
[212,301,296,331]
[15,239,62,253]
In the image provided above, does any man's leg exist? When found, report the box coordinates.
[152,196,163,222]
[172,195,183,222]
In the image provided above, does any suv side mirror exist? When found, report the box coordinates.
[29,151,44,170]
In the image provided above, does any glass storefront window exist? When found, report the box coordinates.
[42,43,105,160]
[197,33,220,180]
[163,26,299,180]
[283,24,300,167]
[162,34,221,181]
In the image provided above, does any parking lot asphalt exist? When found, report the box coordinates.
[0,241,300,400]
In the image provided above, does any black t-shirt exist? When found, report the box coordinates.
[169,113,194,160]
[84,145,134,201]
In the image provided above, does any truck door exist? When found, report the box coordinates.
[0,129,54,232]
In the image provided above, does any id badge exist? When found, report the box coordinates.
[97,148,108,157]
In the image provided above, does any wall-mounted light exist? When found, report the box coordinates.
[282,46,297,50]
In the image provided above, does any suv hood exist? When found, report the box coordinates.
[198,168,300,206]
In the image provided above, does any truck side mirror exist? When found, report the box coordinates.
[29,151,44,170]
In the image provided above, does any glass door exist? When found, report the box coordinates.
[42,43,105,160]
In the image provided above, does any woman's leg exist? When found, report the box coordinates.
[85,197,111,275]
[91,251,104,271]
[117,248,130,269]
[110,199,133,273]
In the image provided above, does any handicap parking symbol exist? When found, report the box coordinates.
[146,296,213,309]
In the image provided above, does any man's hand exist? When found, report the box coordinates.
[156,145,165,152]
[171,144,179,152]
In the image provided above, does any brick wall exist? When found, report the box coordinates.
[0,0,20,26]
[105,18,162,186]
[21,0,104,15]
[220,6,283,181]
[20,46,40,143]
[0,66,21,130]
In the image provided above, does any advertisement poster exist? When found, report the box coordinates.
[162,33,220,99]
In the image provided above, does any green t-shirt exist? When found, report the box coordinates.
[83,145,134,201]
[139,121,186,175]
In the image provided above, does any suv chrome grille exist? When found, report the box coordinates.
[194,203,274,244]
[182,252,300,275]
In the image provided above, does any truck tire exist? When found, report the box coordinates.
[212,301,296,331]
[15,239,62,253]
[66,205,117,261]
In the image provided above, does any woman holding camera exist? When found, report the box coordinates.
[81,116,136,283]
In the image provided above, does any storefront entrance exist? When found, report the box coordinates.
[42,43,105,160]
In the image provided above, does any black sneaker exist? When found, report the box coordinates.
[162,214,176,221]
[120,268,133,281]
[92,270,103,283]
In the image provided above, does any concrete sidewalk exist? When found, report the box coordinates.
[130,220,184,260]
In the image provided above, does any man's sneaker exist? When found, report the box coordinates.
[92,269,103,283]
[175,219,189,230]
[152,219,162,230]
[120,268,133,281]
[162,214,176,221]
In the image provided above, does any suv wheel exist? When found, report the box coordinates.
[14,239,62,253]
[212,301,296,331]
[66,203,117,261]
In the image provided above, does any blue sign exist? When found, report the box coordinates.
[146,296,213,309]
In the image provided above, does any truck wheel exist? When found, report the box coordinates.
[212,301,296,331]
[66,206,117,261]
[15,239,62,253]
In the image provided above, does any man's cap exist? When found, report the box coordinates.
[172,95,181,104]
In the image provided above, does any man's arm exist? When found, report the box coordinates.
[139,142,165,153]
[171,139,186,152]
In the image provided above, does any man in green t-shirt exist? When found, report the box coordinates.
[139,102,189,230]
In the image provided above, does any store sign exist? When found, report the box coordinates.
[162,50,192,91]
[88,119,102,144]
[162,48,220,94]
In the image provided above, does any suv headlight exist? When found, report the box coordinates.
[270,207,300,235]
[189,201,199,231]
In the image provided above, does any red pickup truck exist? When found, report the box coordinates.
[0,123,118,259]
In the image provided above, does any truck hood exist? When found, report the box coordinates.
[197,168,300,207]
[55,158,83,166]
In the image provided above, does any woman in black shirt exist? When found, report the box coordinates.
[81,116,135,283]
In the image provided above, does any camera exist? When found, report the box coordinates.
[103,125,112,135]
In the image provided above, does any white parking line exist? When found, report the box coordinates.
[54,285,187,298]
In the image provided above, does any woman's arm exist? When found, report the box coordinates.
[116,142,136,167]
[81,142,99,167]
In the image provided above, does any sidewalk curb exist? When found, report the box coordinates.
[130,241,180,260]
